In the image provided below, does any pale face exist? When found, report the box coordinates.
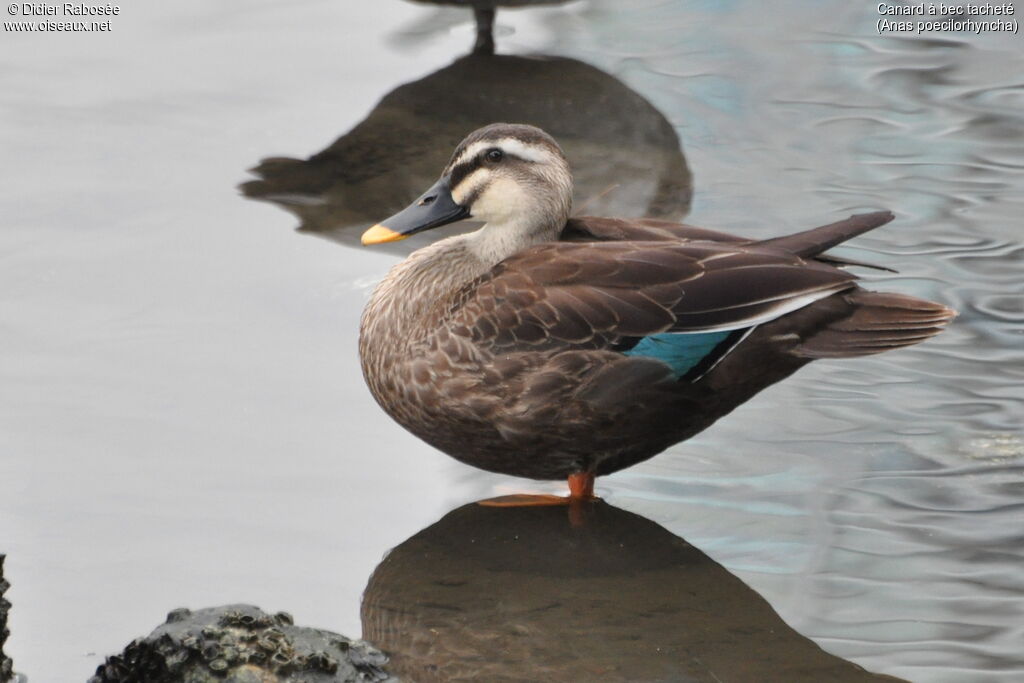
[445,136,571,227]
[361,123,572,248]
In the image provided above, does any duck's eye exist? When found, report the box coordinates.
[485,148,504,163]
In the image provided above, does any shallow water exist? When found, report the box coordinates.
[1,1,1022,681]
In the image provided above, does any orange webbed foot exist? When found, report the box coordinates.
[477,494,572,507]
[476,472,598,515]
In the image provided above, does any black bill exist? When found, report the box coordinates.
[361,176,470,245]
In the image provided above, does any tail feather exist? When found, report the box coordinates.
[815,253,898,273]
[796,290,956,359]
[759,211,895,258]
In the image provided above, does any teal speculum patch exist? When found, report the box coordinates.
[622,330,735,379]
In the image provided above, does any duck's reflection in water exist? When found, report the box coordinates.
[403,1,571,55]
[241,53,691,252]
[362,501,902,682]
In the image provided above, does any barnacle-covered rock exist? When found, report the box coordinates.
[89,604,394,683]
[0,555,12,683]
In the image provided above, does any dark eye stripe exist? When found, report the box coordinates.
[449,156,483,190]
[448,147,530,191]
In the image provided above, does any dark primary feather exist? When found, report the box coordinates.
[758,210,894,258]
[563,213,899,272]
[561,216,749,244]
[815,253,898,273]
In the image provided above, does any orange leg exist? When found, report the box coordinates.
[568,471,595,501]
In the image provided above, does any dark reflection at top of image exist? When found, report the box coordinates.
[240,47,691,252]
[404,0,572,55]
[362,500,903,683]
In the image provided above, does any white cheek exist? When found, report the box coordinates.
[472,177,529,221]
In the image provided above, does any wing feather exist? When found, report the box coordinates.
[454,241,856,352]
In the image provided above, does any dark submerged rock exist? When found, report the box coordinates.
[89,604,393,683]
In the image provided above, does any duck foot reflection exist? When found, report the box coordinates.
[472,7,495,54]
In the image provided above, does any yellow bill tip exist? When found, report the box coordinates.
[361,223,407,246]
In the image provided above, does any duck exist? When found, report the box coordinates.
[358,123,955,501]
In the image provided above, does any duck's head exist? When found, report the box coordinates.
[361,123,572,249]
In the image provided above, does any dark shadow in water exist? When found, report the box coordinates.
[241,52,691,253]
[362,500,903,682]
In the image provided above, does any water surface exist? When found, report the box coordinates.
[1,1,1021,681]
